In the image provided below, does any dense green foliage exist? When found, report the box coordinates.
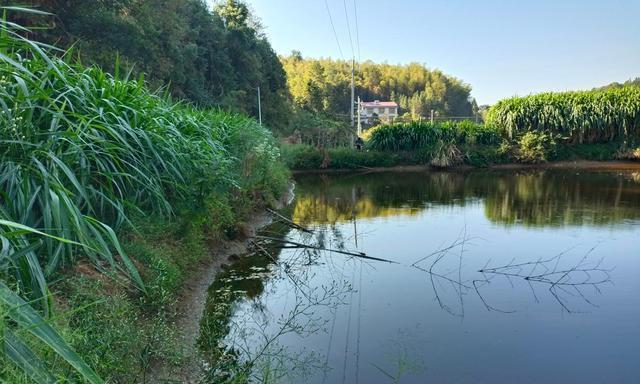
[9,2,482,139]
[281,54,477,119]
[280,145,398,170]
[357,87,640,169]
[0,10,288,382]
[366,121,501,151]
[361,121,504,168]
[514,131,557,163]
[284,107,352,147]
[285,85,640,170]
[288,111,639,171]
[8,0,291,130]
[486,87,640,144]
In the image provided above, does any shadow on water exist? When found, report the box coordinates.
[197,169,640,384]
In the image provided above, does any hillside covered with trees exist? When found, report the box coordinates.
[281,53,478,119]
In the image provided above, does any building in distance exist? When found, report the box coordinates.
[359,100,398,125]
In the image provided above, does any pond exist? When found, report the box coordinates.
[199,169,640,384]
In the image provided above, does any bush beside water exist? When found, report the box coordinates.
[281,144,400,170]
[281,105,640,171]
[366,121,501,152]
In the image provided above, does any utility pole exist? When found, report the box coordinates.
[357,96,362,137]
[257,86,262,126]
[350,58,355,129]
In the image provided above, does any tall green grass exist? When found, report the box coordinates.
[486,87,640,144]
[366,121,501,152]
[0,7,287,382]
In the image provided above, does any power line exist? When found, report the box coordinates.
[353,0,361,63]
[342,0,355,59]
[324,0,345,60]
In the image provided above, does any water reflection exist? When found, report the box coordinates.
[199,223,354,383]
[199,169,640,383]
[411,233,613,316]
[293,170,640,227]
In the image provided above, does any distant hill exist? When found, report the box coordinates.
[281,54,477,119]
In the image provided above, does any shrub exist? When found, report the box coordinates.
[516,131,556,163]
[366,121,500,151]
[463,145,509,167]
[552,143,621,161]
[616,146,640,161]
[327,147,396,168]
[430,140,463,168]
[280,144,323,169]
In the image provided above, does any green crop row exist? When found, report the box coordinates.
[486,87,640,144]
[365,121,501,152]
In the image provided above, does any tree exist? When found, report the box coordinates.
[280,55,476,119]
[9,0,292,131]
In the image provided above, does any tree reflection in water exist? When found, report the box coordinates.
[293,170,640,227]
[198,169,636,383]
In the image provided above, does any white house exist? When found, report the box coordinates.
[359,100,399,125]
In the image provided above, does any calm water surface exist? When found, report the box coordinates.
[201,169,640,383]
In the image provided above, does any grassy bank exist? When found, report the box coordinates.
[0,10,288,383]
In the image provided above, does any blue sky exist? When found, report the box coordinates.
[233,0,639,105]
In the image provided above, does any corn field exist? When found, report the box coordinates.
[366,120,501,151]
[486,87,640,144]
[0,7,287,382]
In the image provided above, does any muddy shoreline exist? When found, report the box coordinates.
[148,188,294,383]
[291,160,640,175]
